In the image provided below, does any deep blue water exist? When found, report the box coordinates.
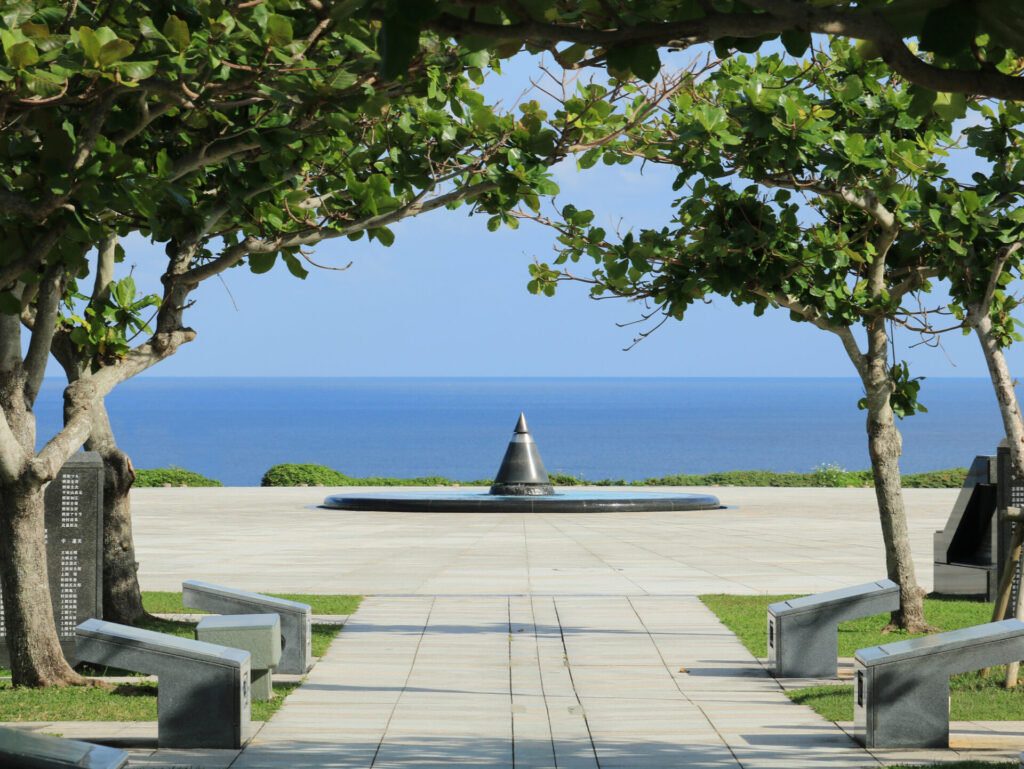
[33,377,1010,486]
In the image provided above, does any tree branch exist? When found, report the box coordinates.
[426,2,1024,100]
[760,175,896,230]
[168,138,262,181]
[29,381,97,484]
[181,179,501,285]
[23,264,65,407]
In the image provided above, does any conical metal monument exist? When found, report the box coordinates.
[489,413,554,496]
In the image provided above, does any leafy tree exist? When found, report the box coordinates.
[524,39,998,631]
[376,0,1024,101]
[0,1,674,686]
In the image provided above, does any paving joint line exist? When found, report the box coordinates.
[624,595,748,769]
[552,596,602,769]
[528,595,559,769]
[369,595,436,768]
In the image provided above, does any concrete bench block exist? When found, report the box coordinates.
[75,618,251,749]
[0,724,127,769]
[767,579,899,678]
[182,580,312,674]
[197,614,281,701]
[855,618,1024,747]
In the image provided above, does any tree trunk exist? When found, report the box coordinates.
[969,310,1024,685]
[859,317,930,632]
[85,402,150,625]
[0,478,85,686]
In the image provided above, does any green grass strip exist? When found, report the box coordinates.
[141,591,361,616]
[700,594,1024,722]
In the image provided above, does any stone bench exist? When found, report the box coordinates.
[197,613,281,701]
[75,618,251,749]
[182,579,312,674]
[0,724,127,769]
[855,618,1024,747]
[767,579,899,677]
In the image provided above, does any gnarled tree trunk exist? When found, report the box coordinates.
[86,402,149,625]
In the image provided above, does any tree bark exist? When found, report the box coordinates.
[969,309,1024,685]
[85,402,150,625]
[859,316,930,632]
[0,477,85,687]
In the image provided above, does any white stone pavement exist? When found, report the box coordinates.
[10,486,1024,767]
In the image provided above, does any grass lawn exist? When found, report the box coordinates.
[700,593,1024,722]
[0,592,360,722]
[141,591,362,616]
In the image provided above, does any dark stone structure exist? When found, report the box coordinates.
[0,452,104,666]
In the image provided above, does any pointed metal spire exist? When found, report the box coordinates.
[515,412,529,434]
[490,413,554,496]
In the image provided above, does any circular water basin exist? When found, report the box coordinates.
[321,488,721,513]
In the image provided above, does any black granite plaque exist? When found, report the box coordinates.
[0,452,104,666]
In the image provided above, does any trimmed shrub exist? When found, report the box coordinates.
[261,463,348,486]
[135,467,222,487]
[260,463,484,487]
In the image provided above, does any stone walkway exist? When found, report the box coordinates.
[8,488,1024,767]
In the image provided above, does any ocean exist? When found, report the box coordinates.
[33,377,1010,487]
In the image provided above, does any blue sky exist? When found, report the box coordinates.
[73,50,1024,380]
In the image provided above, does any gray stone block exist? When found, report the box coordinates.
[197,613,281,701]
[767,579,899,678]
[0,724,127,769]
[854,618,1024,748]
[182,580,312,674]
[0,452,104,666]
[75,618,251,749]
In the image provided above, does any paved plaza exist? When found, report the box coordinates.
[11,486,1024,767]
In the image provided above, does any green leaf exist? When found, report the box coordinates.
[117,60,158,79]
[282,253,308,279]
[780,29,810,57]
[836,75,863,103]
[77,26,101,66]
[248,252,276,274]
[628,44,661,82]
[163,15,190,53]
[372,226,395,246]
[933,91,967,121]
[113,277,136,308]
[98,38,134,66]
[844,133,866,158]
[266,14,293,46]
[6,39,37,68]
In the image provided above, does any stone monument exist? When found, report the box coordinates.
[0,452,104,665]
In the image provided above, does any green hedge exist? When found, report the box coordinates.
[259,463,969,489]
[260,463,469,487]
[134,468,222,487]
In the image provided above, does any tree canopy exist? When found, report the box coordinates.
[374,0,1024,101]
[0,0,682,686]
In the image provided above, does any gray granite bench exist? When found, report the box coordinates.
[182,579,312,674]
[767,579,899,677]
[197,613,281,701]
[855,618,1024,747]
[0,724,127,768]
[75,618,251,749]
